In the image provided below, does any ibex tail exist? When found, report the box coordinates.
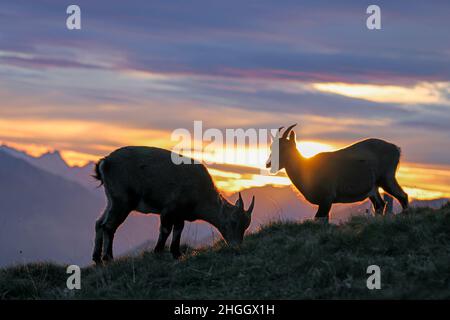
[92,158,106,187]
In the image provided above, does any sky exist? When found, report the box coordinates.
[0,0,449,199]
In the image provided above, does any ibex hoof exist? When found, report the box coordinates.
[101,255,113,263]
[314,217,329,224]
[153,246,165,254]
[171,251,182,259]
[93,257,103,266]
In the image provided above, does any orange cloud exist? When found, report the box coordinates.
[2,118,450,200]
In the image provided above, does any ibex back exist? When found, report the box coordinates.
[92,146,254,264]
[266,124,408,222]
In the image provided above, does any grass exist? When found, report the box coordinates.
[1,204,450,299]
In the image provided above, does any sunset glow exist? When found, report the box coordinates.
[297,141,334,158]
[1,1,449,209]
[3,139,449,201]
[3,1,450,294]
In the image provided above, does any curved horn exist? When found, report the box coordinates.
[246,196,255,216]
[235,192,244,209]
[281,123,297,139]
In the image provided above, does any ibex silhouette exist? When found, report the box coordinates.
[92,146,254,264]
[266,124,408,222]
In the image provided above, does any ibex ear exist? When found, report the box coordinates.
[289,130,296,142]
[246,196,255,217]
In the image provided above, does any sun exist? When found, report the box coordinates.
[297,141,334,158]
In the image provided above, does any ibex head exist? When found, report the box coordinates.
[219,192,254,246]
[266,124,297,173]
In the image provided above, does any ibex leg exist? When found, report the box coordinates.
[369,190,386,215]
[381,177,409,211]
[101,201,130,263]
[92,211,106,265]
[314,202,332,223]
[154,209,173,253]
[170,220,185,259]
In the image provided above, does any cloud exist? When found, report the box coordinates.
[0,0,449,170]
[1,1,449,84]
[312,82,450,105]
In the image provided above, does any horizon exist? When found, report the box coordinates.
[1,1,450,199]
[2,141,449,200]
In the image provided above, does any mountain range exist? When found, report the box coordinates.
[0,144,96,190]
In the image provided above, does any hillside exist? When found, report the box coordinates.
[1,204,449,299]
[1,144,447,269]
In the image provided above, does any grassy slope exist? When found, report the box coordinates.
[1,205,450,299]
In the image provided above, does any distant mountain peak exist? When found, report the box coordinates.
[0,144,32,161]
[0,144,96,189]
[38,150,67,164]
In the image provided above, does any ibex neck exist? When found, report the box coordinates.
[285,148,304,172]
[196,195,227,231]
[284,149,307,189]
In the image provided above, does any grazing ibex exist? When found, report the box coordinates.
[92,146,254,264]
[266,124,408,222]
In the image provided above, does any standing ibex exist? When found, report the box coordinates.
[92,146,254,264]
[266,124,408,222]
